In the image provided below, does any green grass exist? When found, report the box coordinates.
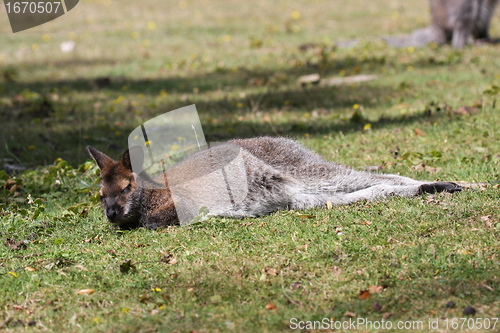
[1,0,500,331]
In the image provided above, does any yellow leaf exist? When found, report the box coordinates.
[76,289,95,295]
[152,287,162,292]
[291,11,300,19]
[121,307,130,313]
[8,271,18,278]
[363,123,372,131]
[457,249,472,255]
[147,21,156,30]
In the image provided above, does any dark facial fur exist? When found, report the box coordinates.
[87,146,142,229]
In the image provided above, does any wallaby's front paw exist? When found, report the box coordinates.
[418,182,463,195]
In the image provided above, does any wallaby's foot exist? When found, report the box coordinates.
[418,182,463,195]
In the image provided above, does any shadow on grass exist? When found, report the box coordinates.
[0,52,454,168]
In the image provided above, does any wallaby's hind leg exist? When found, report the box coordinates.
[326,181,462,207]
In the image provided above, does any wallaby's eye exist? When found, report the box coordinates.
[121,184,131,194]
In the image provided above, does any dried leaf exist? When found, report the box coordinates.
[454,106,479,115]
[74,264,89,271]
[297,214,314,219]
[357,290,370,299]
[411,163,441,174]
[76,289,95,295]
[24,266,36,272]
[414,128,423,136]
[343,311,356,317]
[368,285,384,294]
[265,301,277,310]
[265,267,278,276]
[480,216,493,228]
[296,244,308,251]
[4,238,27,251]
[326,201,333,209]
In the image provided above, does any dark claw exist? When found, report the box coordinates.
[418,182,463,195]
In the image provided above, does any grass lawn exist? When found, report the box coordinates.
[1,0,500,331]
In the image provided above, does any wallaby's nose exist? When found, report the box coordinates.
[106,208,117,221]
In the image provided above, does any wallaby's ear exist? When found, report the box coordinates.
[121,146,144,173]
[87,146,114,170]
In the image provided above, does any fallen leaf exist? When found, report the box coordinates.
[326,201,333,209]
[297,214,314,219]
[4,238,27,251]
[411,163,441,174]
[480,216,492,228]
[368,285,384,294]
[265,267,278,276]
[480,283,494,291]
[331,266,342,274]
[24,266,36,272]
[74,264,89,271]
[454,106,479,115]
[343,311,356,317]
[3,179,19,190]
[357,290,370,299]
[414,128,423,136]
[168,257,178,265]
[296,244,308,251]
[265,301,277,310]
[76,289,95,295]
[382,312,392,319]
[457,249,472,255]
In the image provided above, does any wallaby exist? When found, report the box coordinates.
[87,137,462,230]
[387,0,499,48]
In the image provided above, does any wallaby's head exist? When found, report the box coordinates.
[87,146,142,229]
